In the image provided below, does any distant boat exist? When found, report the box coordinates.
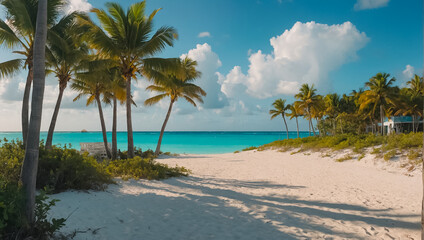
[81,129,88,133]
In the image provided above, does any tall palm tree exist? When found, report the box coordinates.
[0,0,63,144]
[295,84,319,136]
[20,0,47,223]
[270,99,290,139]
[79,1,178,158]
[45,15,89,149]
[407,74,424,97]
[108,69,126,159]
[144,57,205,155]
[324,93,341,135]
[286,103,302,138]
[359,73,396,135]
[392,89,422,133]
[72,69,112,159]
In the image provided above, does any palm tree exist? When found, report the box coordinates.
[108,70,126,159]
[72,68,112,159]
[286,103,302,138]
[270,99,290,139]
[0,0,63,144]
[79,1,178,158]
[392,89,422,133]
[20,0,47,223]
[324,93,341,135]
[45,15,89,150]
[359,73,396,135]
[407,74,424,97]
[144,57,205,155]
[295,84,319,136]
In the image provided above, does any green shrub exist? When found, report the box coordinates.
[407,149,421,160]
[242,146,257,151]
[336,154,353,162]
[0,179,25,239]
[37,145,113,192]
[383,149,397,161]
[119,147,156,159]
[0,181,65,240]
[107,157,191,180]
[0,139,113,193]
[358,153,365,161]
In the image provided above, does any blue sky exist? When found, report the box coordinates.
[0,0,422,131]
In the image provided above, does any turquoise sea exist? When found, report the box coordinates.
[0,131,310,154]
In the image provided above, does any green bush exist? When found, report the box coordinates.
[37,145,113,192]
[119,147,156,159]
[107,157,191,180]
[0,178,25,239]
[0,181,65,240]
[242,146,257,151]
[383,149,397,161]
[0,139,113,193]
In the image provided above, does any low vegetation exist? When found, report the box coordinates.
[0,138,190,238]
[259,132,423,163]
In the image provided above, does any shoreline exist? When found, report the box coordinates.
[49,150,420,239]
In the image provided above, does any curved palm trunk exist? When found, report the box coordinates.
[308,119,311,136]
[380,104,384,135]
[45,85,65,150]
[126,76,134,158]
[282,114,289,139]
[155,100,174,155]
[95,96,111,159]
[295,117,299,138]
[310,117,316,136]
[20,0,47,223]
[22,65,33,146]
[112,96,117,160]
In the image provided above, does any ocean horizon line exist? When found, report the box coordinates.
[0,130,311,133]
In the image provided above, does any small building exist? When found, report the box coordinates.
[383,116,423,134]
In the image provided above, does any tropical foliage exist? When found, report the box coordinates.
[272,73,423,137]
[144,57,206,155]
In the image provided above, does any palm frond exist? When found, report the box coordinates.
[0,58,24,77]
[144,93,168,106]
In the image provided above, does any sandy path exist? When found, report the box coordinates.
[50,150,421,239]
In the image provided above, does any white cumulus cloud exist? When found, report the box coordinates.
[64,0,92,14]
[354,0,389,10]
[198,32,211,38]
[219,21,369,99]
[402,65,415,79]
[181,43,228,109]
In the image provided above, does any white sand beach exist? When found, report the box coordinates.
[50,150,421,239]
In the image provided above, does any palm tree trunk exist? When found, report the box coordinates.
[380,104,384,135]
[310,117,316,136]
[282,114,289,139]
[22,65,33,146]
[412,115,416,133]
[155,100,174,155]
[308,118,311,136]
[125,76,134,158]
[295,117,299,138]
[95,96,111,159]
[112,96,117,160]
[340,118,344,134]
[20,0,47,223]
[45,86,65,150]
[333,119,336,135]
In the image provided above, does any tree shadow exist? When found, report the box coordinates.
[54,176,419,239]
